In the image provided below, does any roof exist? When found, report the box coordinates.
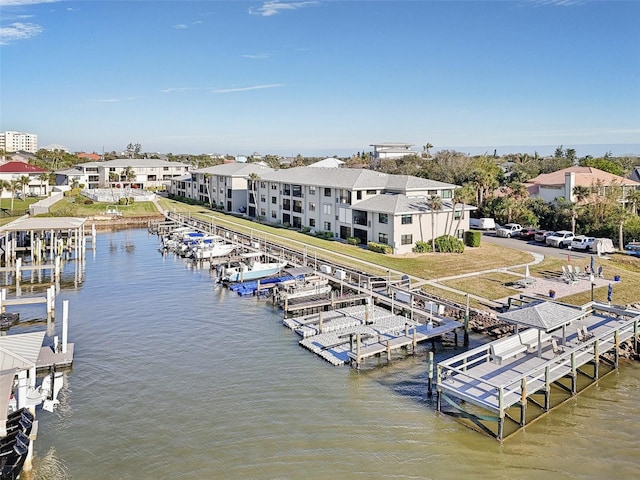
[0,161,47,174]
[308,158,344,168]
[258,167,457,191]
[370,142,414,147]
[192,162,274,177]
[629,167,640,183]
[1,217,86,233]
[527,166,640,188]
[355,193,474,215]
[498,300,584,332]
[78,158,188,168]
[77,152,101,160]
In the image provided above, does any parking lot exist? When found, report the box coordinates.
[480,231,594,261]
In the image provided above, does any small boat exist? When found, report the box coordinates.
[221,253,287,283]
[274,275,332,304]
[186,235,235,260]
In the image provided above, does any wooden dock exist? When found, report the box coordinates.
[436,302,640,441]
[37,343,74,371]
[285,304,463,367]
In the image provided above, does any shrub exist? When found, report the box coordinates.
[412,241,432,253]
[464,230,481,247]
[83,199,94,205]
[347,236,359,245]
[367,241,393,254]
[434,235,465,253]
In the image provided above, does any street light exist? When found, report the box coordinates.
[590,273,595,302]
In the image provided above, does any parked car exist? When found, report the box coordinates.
[546,230,574,248]
[496,223,523,238]
[571,235,595,251]
[469,217,496,230]
[519,227,537,241]
[534,230,553,243]
[624,242,640,257]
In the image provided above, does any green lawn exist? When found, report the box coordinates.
[45,196,159,217]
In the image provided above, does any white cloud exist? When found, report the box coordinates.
[242,53,271,60]
[249,1,319,17]
[527,0,585,6]
[172,24,188,30]
[83,97,138,105]
[0,0,58,5]
[213,84,284,93]
[0,22,42,44]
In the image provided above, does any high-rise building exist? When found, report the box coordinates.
[0,131,39,153]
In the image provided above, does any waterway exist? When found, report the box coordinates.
[11,228,639,479]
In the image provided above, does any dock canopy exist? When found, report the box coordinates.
[499,300,585,333]
[284,266,314,277]
[0,216,86,232]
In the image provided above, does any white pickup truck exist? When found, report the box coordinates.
[546,230,574,248]
[496,223,522,238]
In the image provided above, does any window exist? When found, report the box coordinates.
[308,202,316,212]
[401,215,412,225]
[309,219,316,227]
[271,196,277,204]
[323,204,332,215]
[283,199,291,211]
[260,208,266,216]
[283,184,291,196]
[454,210,462,220]
[323,222,331,231]
[271,211,277,218]
[292,184,302,197]
[441,189,452,199]
[324,187,331,197]
[401,234,413,245]
[356,191,362,200]
[379,213,388,224]
[260,195,266,203]
[271,184,277,190]
[309,186,316,195]
[379,233,388,244]
[260,181,266,188]
[366,189,376,195]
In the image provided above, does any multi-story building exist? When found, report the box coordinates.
[55,158,190,190]
[0,131,38,154]
[172,162,474,254]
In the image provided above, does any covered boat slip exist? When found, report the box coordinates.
[436,301,640,441]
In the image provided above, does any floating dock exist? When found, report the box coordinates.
[285,303,462,367]
[436,301,640,441]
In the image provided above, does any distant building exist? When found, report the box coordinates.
[369,143,417,162]
[309,158,344,168]
[55,158,190,190]
[77,152,101,161]
[0,161,49,197]
[526,166,640,203]
[42,144,69,153]
[629,166,640,183]
[0,131,38,154]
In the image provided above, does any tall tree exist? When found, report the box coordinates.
[38,172,49,196]
[427,195,443,252]
[449,184,476,237]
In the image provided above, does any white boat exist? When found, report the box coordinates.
[221,253,287,282]
[275,275,332,303]
[187,235,235,260]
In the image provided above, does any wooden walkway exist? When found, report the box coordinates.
[436,302,640,441]
[37,343,75,371]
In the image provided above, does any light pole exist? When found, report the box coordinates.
[590,273,595,302]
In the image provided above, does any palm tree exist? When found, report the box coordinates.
[38,172,49,196]
[9,180,20,213]
[625,189,640,215]
[449,185,476,237]
[247,172,260,216]
[122,166,136,203]
[204,173,213,207]
[427,194,443,252]
[19,175,31,199]
[423,143,433,158]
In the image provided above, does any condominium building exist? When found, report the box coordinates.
[171,162,474,254]
[0,131,38,154]
[55,158,190,190]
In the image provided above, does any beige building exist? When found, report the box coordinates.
[0,131,38,154]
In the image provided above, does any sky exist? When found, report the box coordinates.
[0,0,639,158]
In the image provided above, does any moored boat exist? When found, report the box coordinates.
[221,253,287,283]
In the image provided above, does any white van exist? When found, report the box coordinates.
[469,218,496,230]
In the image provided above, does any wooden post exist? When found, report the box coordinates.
[318,311,323,334]
[427,351,434,397]
[386,340,391,361]
[62,300,69,354]
[356,333,361,369]
[520,378,527,426]
[464,293,470,346]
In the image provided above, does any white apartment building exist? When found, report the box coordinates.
[171,163,474,254]
[56,158,190,190]
[0,131,38,154]
[370,142,417,161]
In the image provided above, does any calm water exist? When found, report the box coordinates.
[13,229,638,479]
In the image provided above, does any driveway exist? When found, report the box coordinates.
[480,231,593,261]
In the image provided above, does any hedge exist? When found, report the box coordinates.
[368,241,393,254]
[464,230,481,247]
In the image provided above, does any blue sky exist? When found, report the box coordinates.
[1,0,639,157]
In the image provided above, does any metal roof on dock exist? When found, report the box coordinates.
[0,217,87,232]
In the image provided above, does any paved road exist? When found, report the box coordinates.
[480,231,594,261]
